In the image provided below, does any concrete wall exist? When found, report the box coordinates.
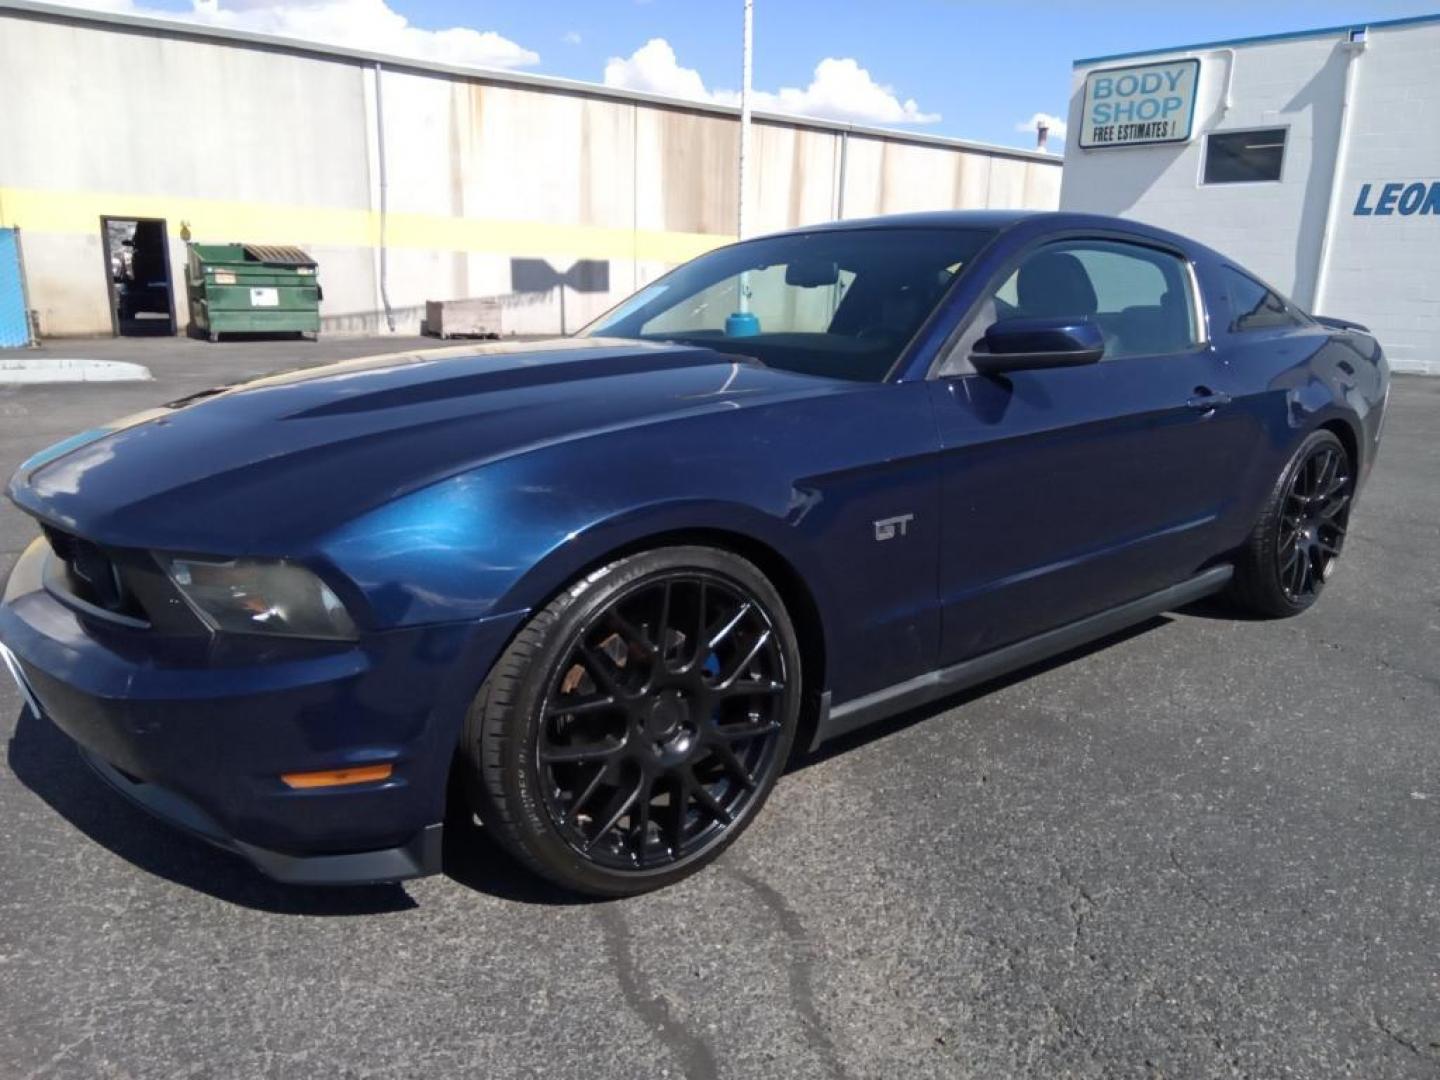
[0,2,1062,339]
[1061,18,1440,374]
[0,11,378,335]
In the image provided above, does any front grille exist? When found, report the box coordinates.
[41,525,144,620]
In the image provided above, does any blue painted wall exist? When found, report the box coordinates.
[0,229,31,348]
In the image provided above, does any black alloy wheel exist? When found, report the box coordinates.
[539,571,789,870]
[464,547,801,896]
[1230,428,1353,617]
[1276,440,1351,604]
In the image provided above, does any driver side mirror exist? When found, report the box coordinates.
[970,317,1105,375]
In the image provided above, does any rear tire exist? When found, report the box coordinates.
[461,546,801,897]
[1228,429,1353,618]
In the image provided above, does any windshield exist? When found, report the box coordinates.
[579,227,996,382]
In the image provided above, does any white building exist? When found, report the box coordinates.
[1061,14,1440,374]
[0,0,1059,343]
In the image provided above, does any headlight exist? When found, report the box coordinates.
[164,557,358,640]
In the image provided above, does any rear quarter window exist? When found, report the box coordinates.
[1221,267,1309,332]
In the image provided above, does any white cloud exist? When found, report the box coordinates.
[603,38,710,100]
[562,30,582,46]
[1016,111,1068,152]
[604,39,939,126]
[729,58,941,126]
[51,0,540,69]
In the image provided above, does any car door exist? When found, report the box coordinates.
[927,235,1257,664]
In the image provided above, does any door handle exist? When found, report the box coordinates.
[1186,388,1232,412]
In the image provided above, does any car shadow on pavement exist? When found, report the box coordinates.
[1176,594,1267,621]
[7,702,597,910]
[441,815,604,907]
[6,706,418,915]
[6,616,1175,912]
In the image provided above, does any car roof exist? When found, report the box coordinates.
[763,209,1193,247]
[778,209,1043,233]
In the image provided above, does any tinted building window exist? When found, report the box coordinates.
[1203,128,1287,184]
[1222,267,1307,332]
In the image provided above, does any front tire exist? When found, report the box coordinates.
[462,546,802,897]
[1229,429,1353,618]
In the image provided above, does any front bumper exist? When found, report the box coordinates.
[1,537,526,885]
[83,745,444,885]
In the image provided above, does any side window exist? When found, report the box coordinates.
[1221,267,1307,332]
[986,240,1198,360]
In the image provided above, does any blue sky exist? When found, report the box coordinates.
[101,0,1440,151]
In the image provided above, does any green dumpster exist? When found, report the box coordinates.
[186,243,321,341]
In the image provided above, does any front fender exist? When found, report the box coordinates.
[318,379,942,708]
[317,439,829,632]
[492,497,834,625]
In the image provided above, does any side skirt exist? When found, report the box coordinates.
[813,564,1233,747]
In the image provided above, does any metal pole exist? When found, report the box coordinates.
[373,61,397,333]
[736,0,754,320]
[832,130,848,314]
[738,0,753,241]
[1312,31,1366,315]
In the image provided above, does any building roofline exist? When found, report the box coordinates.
[1,0,1060,165]
[1073,10,1440,67]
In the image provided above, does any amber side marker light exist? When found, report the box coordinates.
[280,763,393,789]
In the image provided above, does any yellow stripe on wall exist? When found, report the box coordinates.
[0,186,730,265]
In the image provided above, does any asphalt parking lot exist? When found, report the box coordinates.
[1,339,1437,1079]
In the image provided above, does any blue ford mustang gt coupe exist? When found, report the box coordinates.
[1,211,1388,895]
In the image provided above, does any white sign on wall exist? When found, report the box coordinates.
[1080,58,1200,149]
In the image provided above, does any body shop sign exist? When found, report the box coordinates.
[1080,59,1200,149]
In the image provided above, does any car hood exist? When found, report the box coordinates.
[8,338,851,553]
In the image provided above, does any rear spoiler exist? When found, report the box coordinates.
[1313,314,1371,334]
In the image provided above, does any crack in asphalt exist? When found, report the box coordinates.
[1371,1009,1439,1059]
[726,864,850,1080]
[1057,864,1098,960]
[595,903,720,1080]
[1374,655,1440,695]
[959,924,1024,975]
[18,1035,95,1080]
[1306,632,1440,695]
[1167,841,1219,910]
[1048,1002,1102,1066]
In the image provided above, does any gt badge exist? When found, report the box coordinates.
[874,514,914,541]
